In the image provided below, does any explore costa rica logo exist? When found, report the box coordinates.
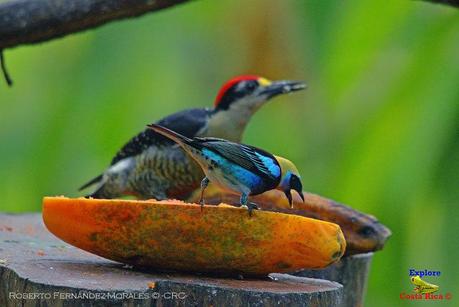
[399,269,452,301]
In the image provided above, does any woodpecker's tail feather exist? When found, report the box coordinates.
[83,178,122,199]
[147,124,197,149]
[85,185,110,199]
[78,174,103,191]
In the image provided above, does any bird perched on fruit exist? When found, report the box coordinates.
[148,124,305,215]
[80,76,306,200]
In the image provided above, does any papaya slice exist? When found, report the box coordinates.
[42,197,346,276]
[188,187,391,256]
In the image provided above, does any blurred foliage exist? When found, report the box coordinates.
[1,0,458,305]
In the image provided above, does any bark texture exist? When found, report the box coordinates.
[0,0,191,50]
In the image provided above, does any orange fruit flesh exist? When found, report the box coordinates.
[43,197,346,275]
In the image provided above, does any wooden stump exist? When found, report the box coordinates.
[295,253,373,307]
[0,213,343,306]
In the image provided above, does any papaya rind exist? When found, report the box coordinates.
[42,197,346,275]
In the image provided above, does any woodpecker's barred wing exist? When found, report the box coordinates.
[111,108,212,165]
[202,140,280,181]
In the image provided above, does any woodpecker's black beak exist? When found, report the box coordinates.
[284,174,304,208]
[259,80,306,99]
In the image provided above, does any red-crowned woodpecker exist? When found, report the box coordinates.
[80,75,306,200]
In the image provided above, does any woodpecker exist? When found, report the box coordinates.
[80,75,306,200]
[148,124,305,215]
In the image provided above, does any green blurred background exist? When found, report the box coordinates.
[1,0,458,305]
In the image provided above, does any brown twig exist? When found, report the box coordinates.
[421,0,459,7]
[0,0,192,50]
[0,50,13,86]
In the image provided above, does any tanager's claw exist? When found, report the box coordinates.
[247,202,259,217]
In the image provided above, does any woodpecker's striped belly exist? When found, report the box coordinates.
[129,145,203,199]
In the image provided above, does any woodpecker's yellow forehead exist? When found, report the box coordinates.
[258,77,272,87]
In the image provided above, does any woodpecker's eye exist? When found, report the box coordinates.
[244,80,258,92]
[214,77,260,110]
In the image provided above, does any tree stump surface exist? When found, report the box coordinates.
[296,253,373,307]
[0,213,343,306]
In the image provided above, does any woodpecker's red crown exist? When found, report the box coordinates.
[214,75,262,108]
